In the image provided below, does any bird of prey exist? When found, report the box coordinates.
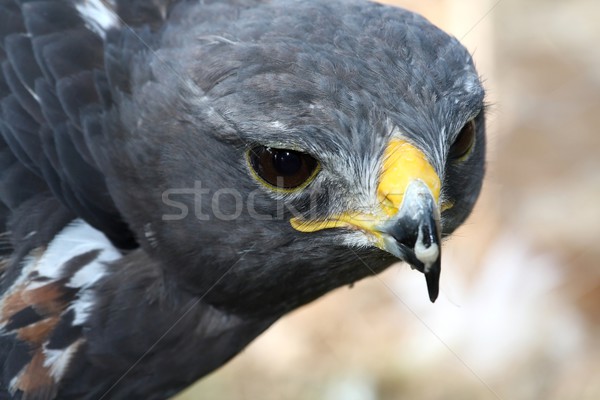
[0,0,486,398]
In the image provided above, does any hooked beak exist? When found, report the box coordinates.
[291,139,445,302]
[378,179,441,302]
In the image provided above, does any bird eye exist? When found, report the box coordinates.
[449,119,476,160]
[248,146,319,190]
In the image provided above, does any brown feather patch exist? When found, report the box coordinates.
[0,247,46,324]
[1,246,94,399]
[15,350,58,400]
[17,317,59,344]
[24,280,76,316]
[1,224,115,399]
[1,289,29,325]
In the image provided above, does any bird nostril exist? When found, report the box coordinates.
[380,195,396,213]
[378,189,407,217]
[420,224,433,248]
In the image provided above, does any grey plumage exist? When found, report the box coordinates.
[0,0,485,398]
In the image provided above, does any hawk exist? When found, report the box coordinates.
[0,0,486,398]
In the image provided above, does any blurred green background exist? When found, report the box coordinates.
[176,0,600,398]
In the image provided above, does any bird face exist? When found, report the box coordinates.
[107,1,486,317]
[237,105,485,305]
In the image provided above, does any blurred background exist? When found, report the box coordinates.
[177,0,600,398]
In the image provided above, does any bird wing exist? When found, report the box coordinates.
[0,0,178,397]
[0,0,184,250]
[1,2,281,398]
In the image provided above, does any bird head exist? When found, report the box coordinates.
[103,0,485,318]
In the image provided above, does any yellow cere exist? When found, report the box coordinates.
[377,139,441,215]
[291,211,379,233]
[290,139,442,234]
[290,211,386,247]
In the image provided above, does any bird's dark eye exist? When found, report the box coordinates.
[449,119,476,160]
[248,146,319,190]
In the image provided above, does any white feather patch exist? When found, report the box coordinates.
[67,260,105,289]
[42,220,121,325]
[70,289,98,326]
[25,219,121,325]
[36,219,121,281]
[8,373,22,395]
[43,339,84,381]
[269,121,289,131]
[75,0,119,38]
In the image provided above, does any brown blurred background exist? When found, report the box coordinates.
[177,0,600,399]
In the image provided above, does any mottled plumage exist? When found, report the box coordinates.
[0,0,485,398]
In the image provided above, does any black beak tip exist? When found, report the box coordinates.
[425,264,440,302]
